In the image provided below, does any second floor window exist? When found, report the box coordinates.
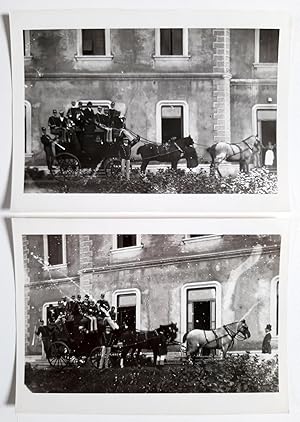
[160,29,183,55]
[117,235,137,249]
[257,29,279,63]
[44,235,66,267]
[82,29,106,55]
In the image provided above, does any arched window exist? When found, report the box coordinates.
[112,288,141,330]
[24,100,32,157]
[156,100,189,143]
[270,276,279,336]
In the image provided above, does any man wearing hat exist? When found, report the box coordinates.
[83,101,95,132]
[40,127,54,170]
[67,100,78,122]
[262,324,272,354]
[35,320,51,358]
[48,109,61,136]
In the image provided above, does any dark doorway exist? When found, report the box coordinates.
[161,105,183,142]
[193,301,211,330]
[261,120,277,167]
[117,306,136,331]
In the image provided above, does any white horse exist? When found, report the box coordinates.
[183,319,251,363]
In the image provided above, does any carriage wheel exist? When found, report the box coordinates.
[50,153,81,182]
[103,157,122,177]
[89,346,104,369]
[48,341,70,368]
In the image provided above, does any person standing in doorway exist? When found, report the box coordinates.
[35,320,51,358]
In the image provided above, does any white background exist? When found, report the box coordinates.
[1,0,300,421]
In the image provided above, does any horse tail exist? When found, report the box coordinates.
[182,331,189,343]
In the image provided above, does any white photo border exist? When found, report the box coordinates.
[10,9,290,214]
[13,217,289,414]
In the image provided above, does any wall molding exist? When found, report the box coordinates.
[79,245,280,275]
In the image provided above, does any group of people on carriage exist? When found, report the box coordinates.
[40,100,140,178]
[36,292,120,367]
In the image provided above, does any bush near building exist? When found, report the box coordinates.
[25,354,278,393]
[25,167,278,194]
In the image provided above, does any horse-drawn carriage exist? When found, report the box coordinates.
[46,320,178,370]
[49,129,135,183]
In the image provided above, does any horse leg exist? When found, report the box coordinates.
[140,160,149,173]
[171,160,178,171]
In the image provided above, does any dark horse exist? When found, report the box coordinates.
[118,322,178,368]
[207,135,261,176]
[137,136,198,172]
[183,320,251,364]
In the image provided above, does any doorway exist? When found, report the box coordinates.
[161,105,184,142]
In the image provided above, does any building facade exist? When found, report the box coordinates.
[24,234,280,356]
[24,28,278,166]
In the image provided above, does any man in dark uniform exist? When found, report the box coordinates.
[48,109,61,137]
[40,127,54,170]
[83,101,95,132]
[35,319,51,358]
[262,324,272,354]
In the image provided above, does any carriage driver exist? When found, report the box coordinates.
[40,127,54,171]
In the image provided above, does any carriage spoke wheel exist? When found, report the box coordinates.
[48,341,70,369]
[50,153,82,182]
[89,346,106,369]
[103,158,122,178]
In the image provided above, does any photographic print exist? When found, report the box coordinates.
[14,218,288,414]
[10,10,290,213]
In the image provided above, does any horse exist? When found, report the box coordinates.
[137,136,198,173]
[117,322,178,368]
[183,319,251,364]
[207,135,261,176]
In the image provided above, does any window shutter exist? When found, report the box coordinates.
[160,29,171,55]
[171,29,183,55]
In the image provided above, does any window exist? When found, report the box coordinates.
[43,235,67,267]
[24,101,32,156]
[75,29,113,61]
[255,29,279,64]
[187,287,216,331]
[154,29,189,59]
[82,29,105,55]
[112,289,141,330]
[156,101,189,143]
[117,235,136,249]
[160,29,183,55]
[111,234,142,253]
[181,281,221,340]
[270,276,279,336]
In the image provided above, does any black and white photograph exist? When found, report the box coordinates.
[23,26,280,195]
[10,9,290,213]
[13,218,288,414]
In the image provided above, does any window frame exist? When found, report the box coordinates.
[75,29,113,61]
[181,281,222,338]
[154,28,190,60]
[270,275,279,337]
[156,100,189,144]
[254,29,279,67]
[43,234,67,268]
[110,234,143,254]
[182,235,222,244]
[252,104,277,140]
[112,288,141,330]
[24,100,32,157]
[24,30,32,61]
